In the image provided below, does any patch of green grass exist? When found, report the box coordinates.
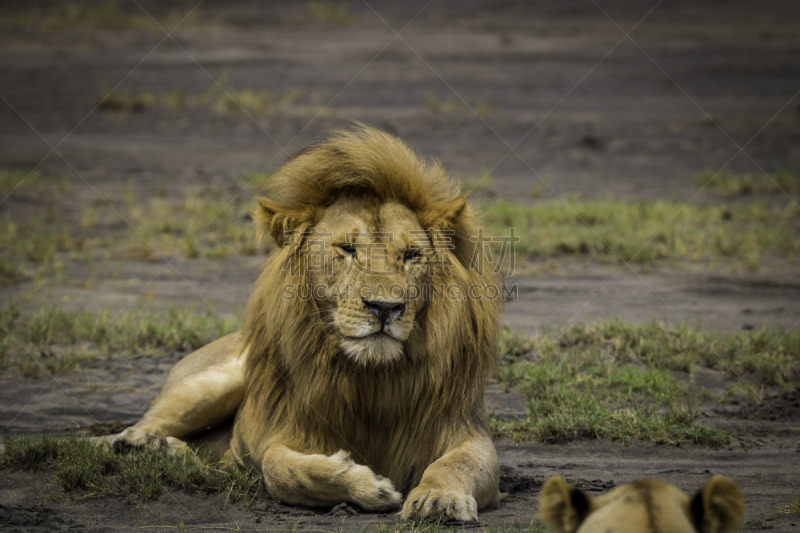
[121,183,260,260]
[695,169,800,198]
[290,2,360,26]
[425,92,500,118]
[40,1,148,32]
[98,83,320,118]
[1,1,205,40]
[1,1,129,33]
[502,321,800,393]
[494,353,727,445]
[775,494,800,516]
[0,304,239,378]
[498,327,537,362]
[462,169,495,195]
[96,92,153,112]
[0,218,85,283]
[0,169,40,196]
[483,197,800,269]
[216,87,274,114]
[367,520,546,533]
[1,170,82,271]
[10,169,793,272]
[492,322,800,444]
[0,434,261,504]
[1,215,83,264]
[0,258,29,287]
[0,169,69,197]
[2,173,263,269]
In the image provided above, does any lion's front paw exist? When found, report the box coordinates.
[342,459,403,511]
[401,486,478,523]
[112,426,165,453]
[112,426,188,455]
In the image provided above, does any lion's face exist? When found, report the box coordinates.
[539,475,745,533]
[302,194,431,365]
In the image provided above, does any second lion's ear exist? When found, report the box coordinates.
[690,475,745,533]
[539,476,593,533]
[255,196,316,247]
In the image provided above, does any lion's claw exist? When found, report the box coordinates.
[338,455,402,511]
[112,427,190,456]
[401,487,478,523]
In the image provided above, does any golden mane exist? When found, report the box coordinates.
[240,124,501,491]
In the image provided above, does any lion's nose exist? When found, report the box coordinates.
[363,299,405,325]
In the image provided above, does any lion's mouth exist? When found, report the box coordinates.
[338,330,405,365]
[344,330,401,342]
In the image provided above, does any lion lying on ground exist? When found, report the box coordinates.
[539,475,745,533]
[112,125,502,522]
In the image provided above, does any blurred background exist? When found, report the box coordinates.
[3,1,799,196]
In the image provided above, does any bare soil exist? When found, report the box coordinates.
[1,1,799,531]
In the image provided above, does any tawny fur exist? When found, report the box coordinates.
[539,475,745,533]
[114,124,502,522]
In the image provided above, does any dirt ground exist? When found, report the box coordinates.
[1,0,799,531]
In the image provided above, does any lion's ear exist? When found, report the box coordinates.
[255,196,316,247]
[421,196,467,230]
[539,476,592,533]
[690,475,745,533]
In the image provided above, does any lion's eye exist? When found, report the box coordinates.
[403,249,421,262]
[339,244,357,258]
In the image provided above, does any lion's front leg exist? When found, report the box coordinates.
[401,433,499,523]
[113,334,244,454]
[262,445,402,511]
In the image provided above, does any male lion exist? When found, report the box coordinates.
[539,475,745,533]
[113,124,502,522]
